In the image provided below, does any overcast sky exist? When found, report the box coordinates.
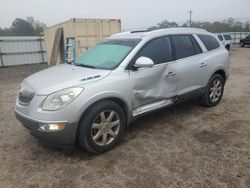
[1,0,250,30]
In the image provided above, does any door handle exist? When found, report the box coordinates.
[165,72,177,77]
[200,63,207,67]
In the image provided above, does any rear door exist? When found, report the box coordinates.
[171,35,209,97]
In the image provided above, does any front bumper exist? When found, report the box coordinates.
[15,111,78,148]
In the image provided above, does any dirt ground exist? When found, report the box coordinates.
[0,46,249,188]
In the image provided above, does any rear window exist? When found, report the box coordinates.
[198,34,220,51]
[172,35,201,60]
[223,35,232,40]
[217,35,223,41]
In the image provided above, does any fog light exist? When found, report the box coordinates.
[39,123,65,132]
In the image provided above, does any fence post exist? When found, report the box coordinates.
[0,48,4,67]
[38,36,45,63]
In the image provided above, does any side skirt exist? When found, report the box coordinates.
[132,87,205,118]
[132,98,175,117]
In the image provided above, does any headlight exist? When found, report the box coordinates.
[42,87,84,111]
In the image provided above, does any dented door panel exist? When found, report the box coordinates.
[130,62,178,110]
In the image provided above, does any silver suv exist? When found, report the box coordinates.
[217,34,232,51]
[15,28,230,153]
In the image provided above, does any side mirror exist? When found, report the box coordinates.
[134,57,154,69]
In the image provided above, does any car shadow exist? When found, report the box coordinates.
[57,99,201,157]
[34,99,203,159]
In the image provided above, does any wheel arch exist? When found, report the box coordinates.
[75,96,131,143]
[214,69,226,82]
[225,44,230,51]
[205,68,227,91]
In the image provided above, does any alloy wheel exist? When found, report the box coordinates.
[209,79,222,103]
[91,110,120,146]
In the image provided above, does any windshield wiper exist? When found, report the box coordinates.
[75,63,97,69]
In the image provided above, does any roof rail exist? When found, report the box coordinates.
[130,29,152,33]
[177,27,207,32]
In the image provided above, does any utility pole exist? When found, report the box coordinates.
[188,10,193,27]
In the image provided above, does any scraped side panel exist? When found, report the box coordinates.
[131,63,178,110]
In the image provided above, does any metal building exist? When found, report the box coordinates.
[44,18,121,65]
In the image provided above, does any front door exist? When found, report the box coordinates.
[128,36,178,115]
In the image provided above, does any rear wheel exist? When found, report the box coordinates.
[201,74,225,107]
[225,45,230,51]
[240,42,245,47]
[78,100,126,154]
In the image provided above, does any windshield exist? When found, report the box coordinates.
[223,35,232,40]
[75,39,141,70]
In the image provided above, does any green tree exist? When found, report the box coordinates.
[0,28,11,36]
[11,18,35,36]
[149,17,250,33]
[26,16,46,35]
[0,17,46,36]
[149,20,179,30]
[182,23,188,27]
[245,21,250,32]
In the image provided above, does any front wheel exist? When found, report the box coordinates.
[225,45,230,51]
[240,42,245,47]
[201,74,225,107]
[78,100,126,154]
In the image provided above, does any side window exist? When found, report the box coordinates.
[135,36,172,65]
[218,35,223,41]
[198,34,220,51]
[190,36,203,54]
[172,35,197,59]
[223,34,232,40]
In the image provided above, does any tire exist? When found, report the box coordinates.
[240,42,245,47]
[201,74,225,107]
[225,45,230,51]
[78,100,126,154]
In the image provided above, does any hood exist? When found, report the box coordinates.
[24,64,111,95]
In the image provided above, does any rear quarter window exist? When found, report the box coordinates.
[198,34,220,51]
[217,35,223,41]
[223,35,232,40]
